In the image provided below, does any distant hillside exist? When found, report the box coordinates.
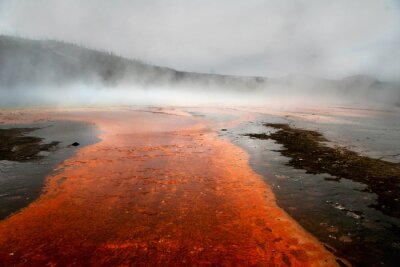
[0,35,266,90]
[0,35,399,107]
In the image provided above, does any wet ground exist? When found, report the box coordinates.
[245,123,400,218]
[0,121,99,219]
[215,107,400,267]
[1,106,398,266]
[0,108,338,266]
[0,127,58,161]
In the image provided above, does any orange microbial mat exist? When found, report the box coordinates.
[0,109,338,266]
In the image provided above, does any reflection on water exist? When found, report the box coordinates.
[0,120,99,219]
[217,109,400,267]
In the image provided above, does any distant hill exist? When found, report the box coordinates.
[0,35,399,107]
[0,35,266,91]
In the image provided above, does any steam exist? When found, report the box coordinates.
[0,1,399,109]
[1,80,399,110]
[0,84,267,108]
[1,0,399,81]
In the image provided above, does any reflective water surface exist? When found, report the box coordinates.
[220,107,400,266]
[0,120,99,219]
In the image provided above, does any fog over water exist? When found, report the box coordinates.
[0,1,399,107]
[1,82,398,109]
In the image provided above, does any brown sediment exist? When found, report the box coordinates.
[0,110,339,266]
[0,128,59,161]
[246,123,400,218]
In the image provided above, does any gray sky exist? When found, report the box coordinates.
[1,0,399,81]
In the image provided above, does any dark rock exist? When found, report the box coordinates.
[0,128,59,161]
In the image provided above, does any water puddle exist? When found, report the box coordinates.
[0,120,99,219]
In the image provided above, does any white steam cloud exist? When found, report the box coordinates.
[1,0,399,81]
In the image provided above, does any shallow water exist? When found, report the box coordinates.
[0,110,338,266]
[0,120,99,219]
[1,108,398,265]
[286,109,400,163]
[223,110,400,266]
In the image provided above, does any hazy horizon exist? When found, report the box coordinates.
[1,0,399,82]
